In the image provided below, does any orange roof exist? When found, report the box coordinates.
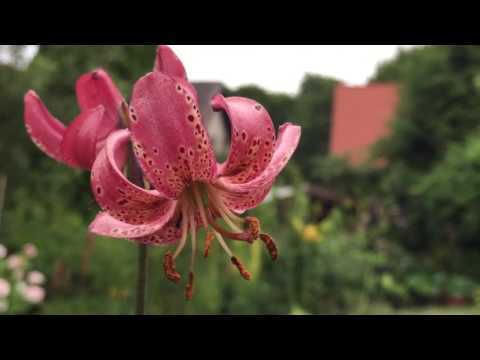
[329,83,399,165]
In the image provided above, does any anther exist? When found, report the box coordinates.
[260,233,278,261]
[231,256,251,281]
[163,251,181,284]
[185,272,194,300]
[204,231,215,258]
[245,217,261,243]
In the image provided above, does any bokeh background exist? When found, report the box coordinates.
[1,45,480,315]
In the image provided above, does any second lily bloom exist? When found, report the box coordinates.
[24,69,125,170]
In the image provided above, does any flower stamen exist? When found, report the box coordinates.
[163,251,181,284]
[186,213,197,300]
[206,187,245,225]
[260,233,278,261]
[231,256,251,281]
[245,217,261,241]
[173,203,190,260]
[206,209,257,243]
[164,203,189,284]
[213,231,233,258]
[204,230,215,258]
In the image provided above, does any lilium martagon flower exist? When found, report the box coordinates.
[88,46,302,300]
[24,69,125,170]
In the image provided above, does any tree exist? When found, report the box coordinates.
[294,74,338,176]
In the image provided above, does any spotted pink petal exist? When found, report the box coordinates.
[91,129,177,226]
[130,71,217,199]
[134,214,183,246]
[76,69,124,140]
[60,106,106,169]
[212,95,277,182]
[154,45,199,102]
[154,45,187,79]
[215,123,301,213]
[89,210,177,241]
[24,90,66,163]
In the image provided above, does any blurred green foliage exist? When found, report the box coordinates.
[2,45,480,314]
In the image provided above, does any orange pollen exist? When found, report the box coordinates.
[204,231,215,258]
[185,272,194,300]
[245,217,261,242]
[231,256,251,281]
[260,233,279,261]
[163,251,181,284]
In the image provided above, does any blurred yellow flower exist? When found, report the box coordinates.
[302,224,319,242]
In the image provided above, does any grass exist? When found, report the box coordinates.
[290,303,480,315]
[356,303,480,315]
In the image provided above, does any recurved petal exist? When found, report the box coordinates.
[130,71,217,199]
[76,69,123,139]
[24,90,66,163]
[212,95,277,182]
[154,45,199,104]
[91,129,177,225]
[60,106,105,170]
[134,213,183,246]
[89,209,177,241]
[154,45,187,79]
[215,123,301,213]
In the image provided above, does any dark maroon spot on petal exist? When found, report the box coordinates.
[188,115,195,122]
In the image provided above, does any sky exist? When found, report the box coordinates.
[5,45,418,95]
[169,45,417,95]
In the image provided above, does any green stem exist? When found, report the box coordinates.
[135,244,149,315]
[120,101,150,315]
[0,175,7,225]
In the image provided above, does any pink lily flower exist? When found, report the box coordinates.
[89,46,301,299]
[24,69,124,170]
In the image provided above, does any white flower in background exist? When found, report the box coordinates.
[6,255,24,270]
[19,285,45,304]
[0,244,7,259]
[27,271,46,286]
[23,244,38,258]
[0,300,8,313]
[0,278,11,298]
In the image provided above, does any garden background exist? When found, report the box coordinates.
[1,45,480,315]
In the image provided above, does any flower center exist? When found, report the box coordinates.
[162,182,278,300]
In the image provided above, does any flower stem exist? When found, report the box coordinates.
[121,103,149,315]
[135,243,149,315]
[0,174,7,225]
